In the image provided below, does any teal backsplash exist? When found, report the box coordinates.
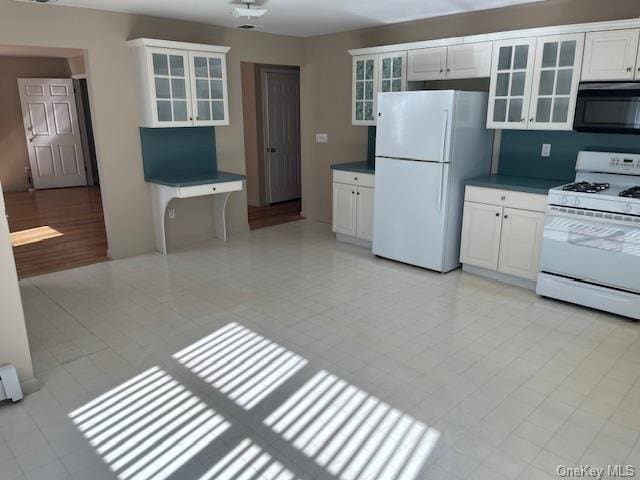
[498,130,640,181]
[139,127,217,178]
[367,126,376,164]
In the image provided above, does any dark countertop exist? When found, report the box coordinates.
[146,171,246,187]
[466,174,567,195]
[331,161,375,174]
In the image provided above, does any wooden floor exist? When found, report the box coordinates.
[4,187,109,279]
[248,199,304,230]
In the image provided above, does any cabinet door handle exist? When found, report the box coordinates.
[446,68,451,72]
[352,191,355,194]
[354,177,358,181]
[495,212,500,217]
[530,118,534,122]
[627,67,633,72]
[439,69,444,73]
[501,195,506,201]
[268,148,276,153]
[504,214,509,219]
[521,118,525,122]
[356,192,360,195]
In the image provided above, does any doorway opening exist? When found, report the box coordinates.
[0,46,108,278]
[241,62,304,230]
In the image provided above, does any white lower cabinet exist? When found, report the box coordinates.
[498,207,545,279]
[332,182,357,237]
[460,187,546,282]
[332,171,375,244]
[355,186,374,241]
[460,202,503,270]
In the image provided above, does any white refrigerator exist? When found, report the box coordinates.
[372,90,492,272]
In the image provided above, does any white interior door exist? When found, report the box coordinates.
[18,78,87,190]
[263,69,301,204]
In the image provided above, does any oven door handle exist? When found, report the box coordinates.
[546,207,640,228]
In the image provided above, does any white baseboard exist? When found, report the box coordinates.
[336,234,372,249]
[20,377,40,396]
[463,264,537,290]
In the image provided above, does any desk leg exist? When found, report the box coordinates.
[213,191,232,241]
[150,185,175,255]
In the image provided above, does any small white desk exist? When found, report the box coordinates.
[147,173,244,255]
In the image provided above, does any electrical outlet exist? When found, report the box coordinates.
[541,143,551,157]
[168,208,175,219]
[316,133,328,143]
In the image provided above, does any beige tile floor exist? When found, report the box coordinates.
[1,220,640,480]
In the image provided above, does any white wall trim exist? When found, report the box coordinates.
[348,17,640,56]
[127,38,231,53]
[71,73,86,79]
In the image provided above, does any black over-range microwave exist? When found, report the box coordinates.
[574,82,640,134]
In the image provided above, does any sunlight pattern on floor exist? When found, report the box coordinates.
[198,438,300,480]
[264,370,440,480]
[69,367,230,480]
[173,322,308,409]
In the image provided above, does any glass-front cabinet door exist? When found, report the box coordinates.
[352,54,378,125]
[487,38,536,129]
[189,51,229,126]
[148,48,192,126]
[529,33,585,130]
[378,52,407,94]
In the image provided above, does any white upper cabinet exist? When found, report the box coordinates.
[352,54,379,125]
[446,42,493,79]
[582,29,640,81]
[487,38,537,129]
[128,38,230,128]
[352,52,406,125]
[190,52,230,126]
[529,33,584,130]
[488,34,584,130]
[379,52,407,93]
[407,47,446,81]
[147,48,193,127]
[408,43,492,81]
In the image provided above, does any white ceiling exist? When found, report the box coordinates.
[33,0,545,37]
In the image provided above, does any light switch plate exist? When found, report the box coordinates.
[316,133,328,143]
[541,143,551,157]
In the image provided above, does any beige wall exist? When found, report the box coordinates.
[0,0,304,258]
[300,0,640,223]
[0,55,71,192]
[0,180,36,389]
[2,0,640,253]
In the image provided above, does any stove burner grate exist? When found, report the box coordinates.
[562,182,610,193]
[620,186,640,199]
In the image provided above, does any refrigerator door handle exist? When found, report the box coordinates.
[440,110,449,163]
[437,164,445,212]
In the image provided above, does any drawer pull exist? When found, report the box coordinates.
[501,195,506,201]
[354,177,358,181]
[212,187,217,191]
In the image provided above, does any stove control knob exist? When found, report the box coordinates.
[561,195,568,205]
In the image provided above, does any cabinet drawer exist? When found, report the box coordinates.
[465,186,547,212]
[177,181,243,198]
[333,170,374,188]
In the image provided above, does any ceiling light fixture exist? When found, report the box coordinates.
[233,0,267,19]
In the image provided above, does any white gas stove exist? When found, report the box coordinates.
[537,151,640,320]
